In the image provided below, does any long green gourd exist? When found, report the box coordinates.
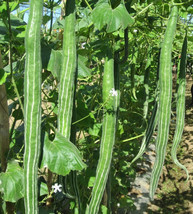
[87,50,117,213]
[171,34,189,180]
[57,0,76,139]
[130,64,159,165]
[130,98,158,165]
[57,0,81,211]
[150,5,178,200]
[23,0,43,213]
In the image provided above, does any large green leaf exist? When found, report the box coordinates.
[47,49,91,79]
[91,2,134,33]
[0,161,24,202]
[41,132,86,176]
[78,55,91,78]
[0,14,26,34]
[47,49,62,79]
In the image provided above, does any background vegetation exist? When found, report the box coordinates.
[0,0,193,213]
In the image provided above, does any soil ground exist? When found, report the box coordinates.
[146,77,193,214]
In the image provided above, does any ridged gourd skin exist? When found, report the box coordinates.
[87,51,118,214]
[149,5,178,200]
[171,35,189,180]
[23,0,43,213]
[57,0,76,139]
[57,0,80,211]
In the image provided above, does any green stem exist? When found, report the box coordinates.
[134,3,153,19]
[12,77,24,115]
[84,0,92,11]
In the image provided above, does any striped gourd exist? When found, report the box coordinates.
[171,34,189,180]
[149,5,178,200]
[87,50,117,213]
[23,0,43,213]
[57,0,80,211]
[57,0,76,139]
[131,97,158,165]
[130,59,159,165]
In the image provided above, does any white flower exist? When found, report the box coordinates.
[109,88,118,97]
[117,203,120,207]
[101,59,105,64]
[133,29,137,33]
[81,42,86,49]
[52,183,62,193]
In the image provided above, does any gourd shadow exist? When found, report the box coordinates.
[146,179,193,214]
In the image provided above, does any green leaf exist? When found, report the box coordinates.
[76,7,92,31]
[0,14,26,43]
[91,3,134,33]
[40,182,49,196]
[42,15,51,25]
[41,42,52,69]
[78,55,91,78]
[3,62,17,73]
[0,161,24,202]
[88,123,102,136]
[47,50,91,79]
[101,205,108,214]
[47,49,62,79]
[41,132,86,176]
[0,68,9,85]
[53,18,65,30]
[9,14,26,28]
[76,96,95,128]
[16,25,26,38]
[9,1,19,12]
[88,176,95,187]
